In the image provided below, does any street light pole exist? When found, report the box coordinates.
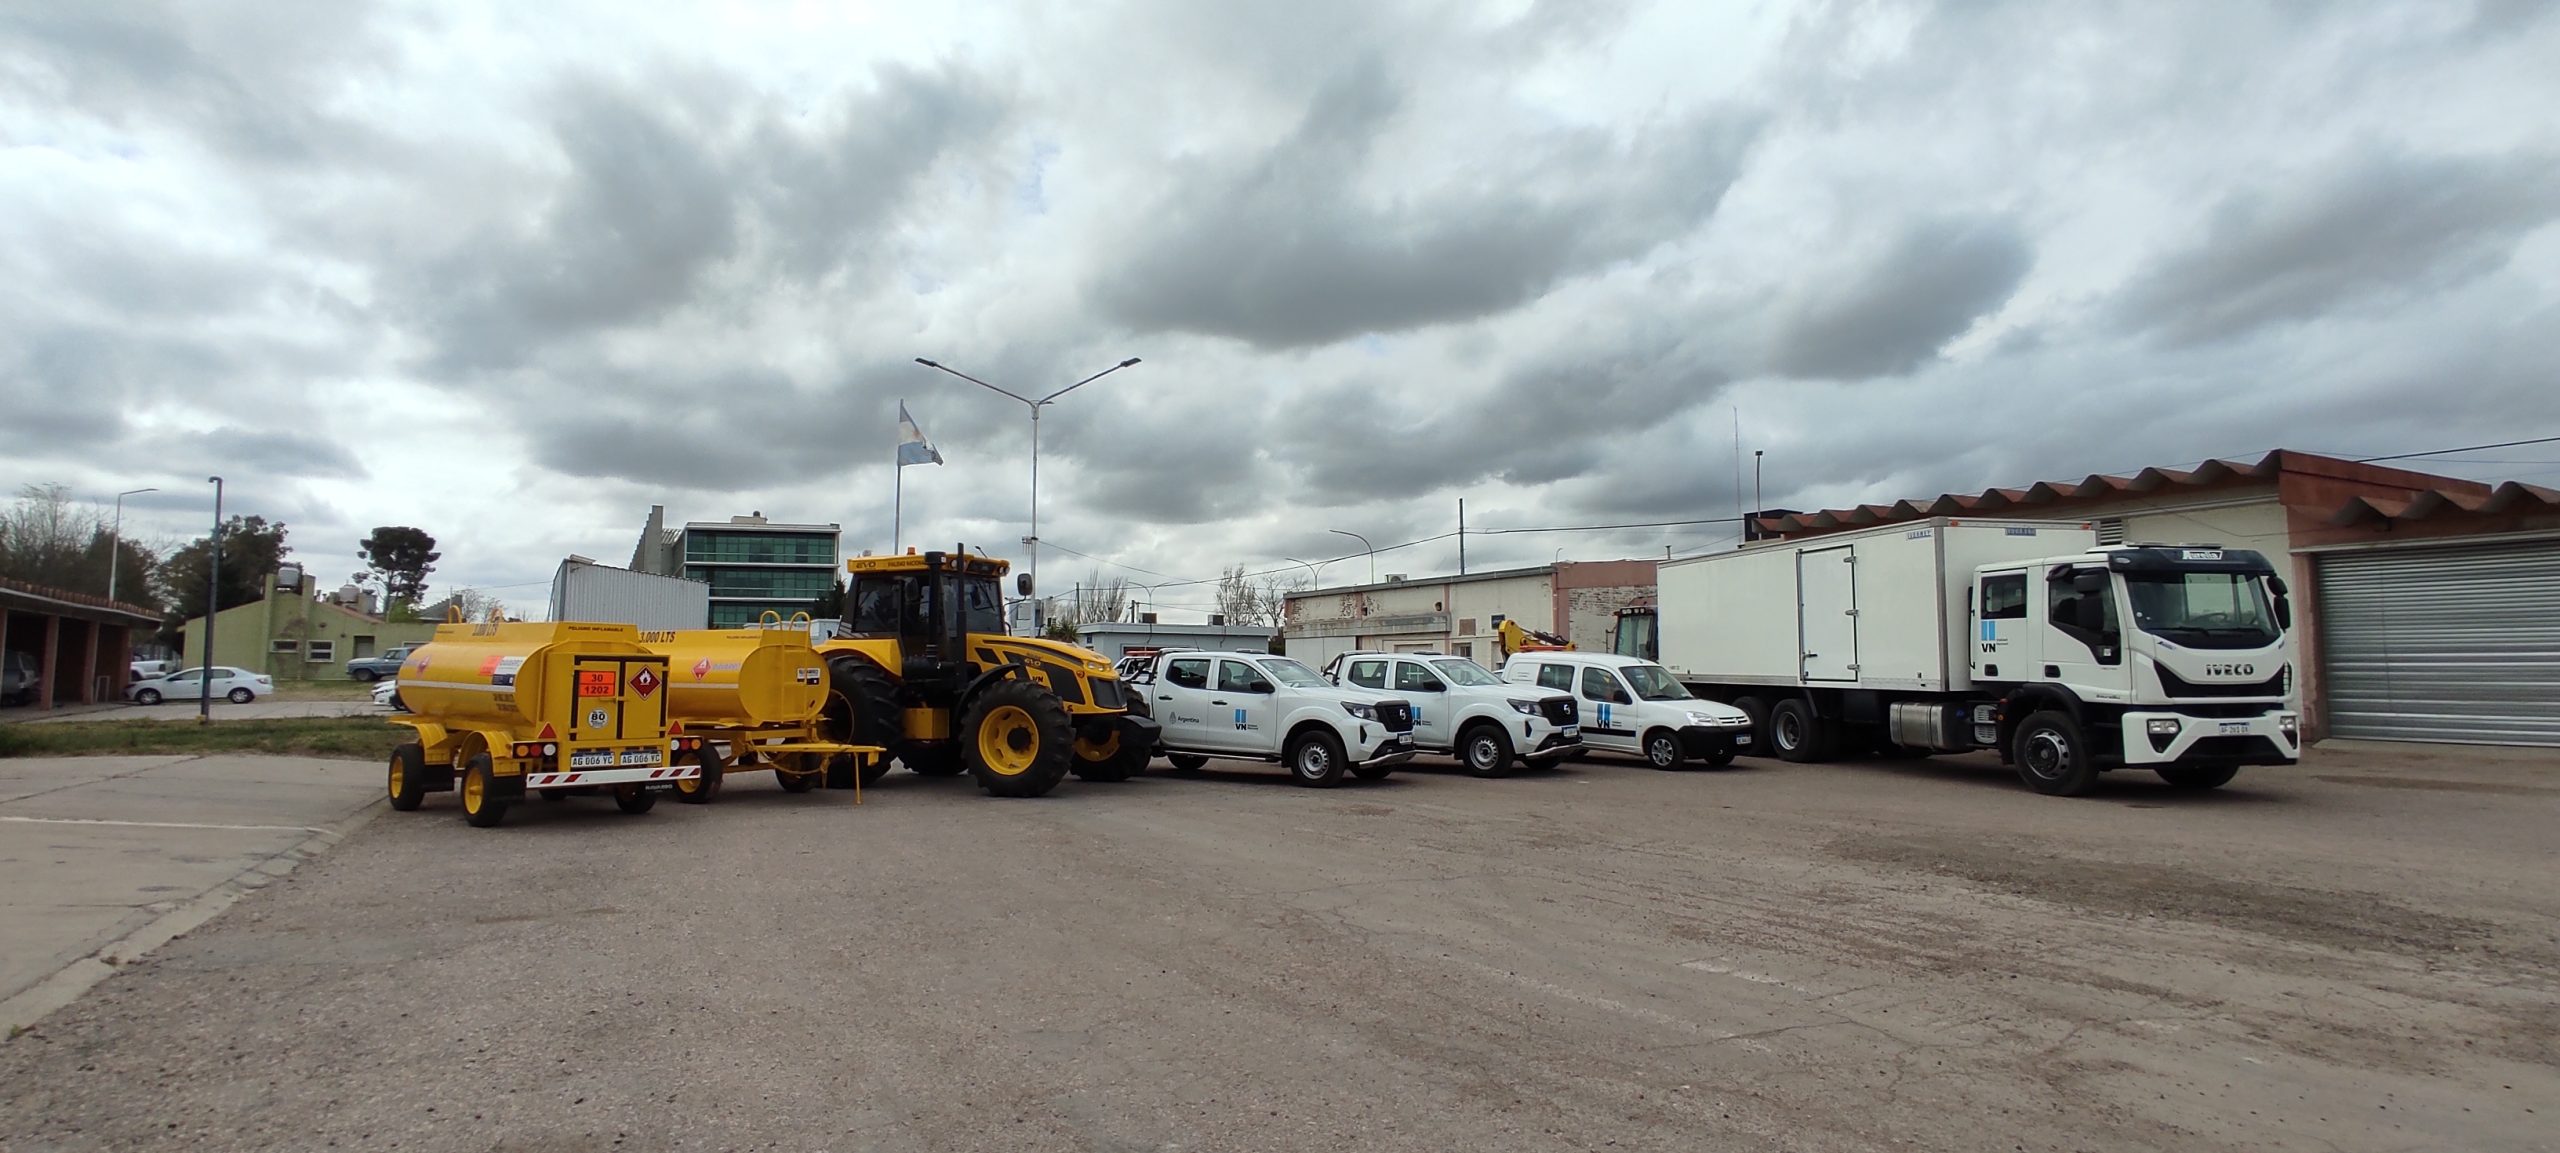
[109,486,158,603]
[916,355,1141,634]
[1329,529,1375,584]
[198,476,222,724]
[1283,556,1332,588]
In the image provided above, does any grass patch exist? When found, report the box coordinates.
[0,716,406,761]
[267,680,376,702]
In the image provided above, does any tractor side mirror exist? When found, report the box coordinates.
[1016,573,1034,596]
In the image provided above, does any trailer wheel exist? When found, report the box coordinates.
[2156,764,2239,790]
[459,755,508,828]
[775,754,822,793]
[1458,723,1516,778]
[1769,698,1832,763]
[675,746,723,804]
[387,743,427,811]
[2012,711,2099,797]
[613,783,658,813]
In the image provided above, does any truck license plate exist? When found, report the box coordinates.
[569,749,613,768]
[2218,721,2250,735]
[1559,725,1580,737]
[618,748,664,767]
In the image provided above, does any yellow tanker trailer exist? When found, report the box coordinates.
[638,621,882,802]
[388,620,709,828]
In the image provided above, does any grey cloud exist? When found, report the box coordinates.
[2116,147,2560,345]
[1092,60,1759,349]
[1765,216,2034,380]
[175,428,365,480]
[750,65,1007,282]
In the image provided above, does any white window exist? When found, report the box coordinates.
[269,639,299,656]
[306,640,335,663]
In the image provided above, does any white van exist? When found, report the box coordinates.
[1499,651,1753,769]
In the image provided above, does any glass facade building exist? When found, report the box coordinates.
[660,515,841,627]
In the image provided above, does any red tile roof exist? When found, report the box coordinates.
[2328,481,2560,526]
[0,575,162,624]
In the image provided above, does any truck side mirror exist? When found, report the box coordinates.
[2071,571,2106,594]
[2274,595,2293,631]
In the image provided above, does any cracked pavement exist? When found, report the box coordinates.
[3,742,2555,1151]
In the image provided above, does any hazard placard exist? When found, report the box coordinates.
[629,667,661,697]
[577,671,617,697]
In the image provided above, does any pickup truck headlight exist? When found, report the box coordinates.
[1507,699,1541,715]
[1340,702,1378,721]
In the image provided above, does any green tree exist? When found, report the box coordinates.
[357,526,441,608]
[160,516,291,625]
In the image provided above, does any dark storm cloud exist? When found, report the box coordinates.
[2115,147,2560,346]
[1765,215,2034,380]
[1093,60,1760,349]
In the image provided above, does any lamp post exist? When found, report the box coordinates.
[109,486,158,603]
[1329,529,1375,584]
[915,355,1141,634]
[198,476,222,724]
[1283,556,1333,589]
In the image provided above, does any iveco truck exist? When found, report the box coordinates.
[1626,518,2300,796]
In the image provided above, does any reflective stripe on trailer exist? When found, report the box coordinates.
[525,765,701,789]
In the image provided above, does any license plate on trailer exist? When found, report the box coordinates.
[1559,725,1580,737]
[619,748,663,766]
[2218,721,2250,735]
[569,749,613,768]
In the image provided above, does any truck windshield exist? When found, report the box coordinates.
[1623,664,1692,701]
[2123,571,2279,648]
[1260,658,1329,688]
[1430,659,1501,687]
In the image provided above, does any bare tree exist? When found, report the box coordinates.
[1214,565,1302,628]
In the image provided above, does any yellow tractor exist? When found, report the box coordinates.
[815,546,1157,797]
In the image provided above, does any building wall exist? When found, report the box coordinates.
[179,579,435,680]
[1076,623,1278,661]
[1285,568,1583,668]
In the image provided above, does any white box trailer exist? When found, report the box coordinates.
[546,559,711,630]
[1646,517,2303,796]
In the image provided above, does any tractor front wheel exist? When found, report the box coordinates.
[1071,726,1149,782]
[960,679,1074,798]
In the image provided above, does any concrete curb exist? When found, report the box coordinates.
[1,796,388,1036]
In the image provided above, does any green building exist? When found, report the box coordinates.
[632,509,841,628]
[178,567,438,681]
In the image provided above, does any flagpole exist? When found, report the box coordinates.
[894,399,904,553]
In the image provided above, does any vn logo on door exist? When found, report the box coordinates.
[1232,708,1259,732]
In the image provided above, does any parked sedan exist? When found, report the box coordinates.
[128,666,272,705]
[371,678,408,711]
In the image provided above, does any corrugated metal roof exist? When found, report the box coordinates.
[2327,481,2560,527]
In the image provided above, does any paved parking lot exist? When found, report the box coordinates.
[2,742,2554,1152]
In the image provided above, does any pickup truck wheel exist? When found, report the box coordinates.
[351,668,380,684]
[2013,711,2099,797]
[675,747,723,803]
[1769,698,1831,763]
[1166,753,1209,773]
[459,755,509,828]
[387,743,427,811]
[1643,729,1684,770]
[2156,764,2239,790]
[1459,723,1516,778]
[1286,731,1348,787]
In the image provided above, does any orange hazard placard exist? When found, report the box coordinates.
[577,670,618,698]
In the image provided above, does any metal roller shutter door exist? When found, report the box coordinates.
[2316,538,2560,745]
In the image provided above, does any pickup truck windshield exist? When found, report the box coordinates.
[1429,659,1501,687]
[1623,664,1691,701]
[1260,658,1328,688]
[2124,571,2279,649]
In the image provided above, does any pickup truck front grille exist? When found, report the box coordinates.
[1376,702,1413,732]
[1539,698,1577,726]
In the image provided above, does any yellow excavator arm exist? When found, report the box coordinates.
[1495,617,1574,658]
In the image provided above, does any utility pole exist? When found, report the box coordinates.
[109,486,157,603]
[1752,450,1765,543]
[1457,498,1466,575]
[198,476,223,724]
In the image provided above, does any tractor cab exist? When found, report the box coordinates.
[844,549,1009,681]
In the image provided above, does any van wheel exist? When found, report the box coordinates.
[1286,731,1348,787]
[2013,711,2099,797]
[2156,764,2239,790]
[1459,724,1515,778]
[1643,729,1684,770]
[1769,698,1831,763]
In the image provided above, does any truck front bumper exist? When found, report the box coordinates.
[1525,724,1585,761]
[2116,709,2298,767]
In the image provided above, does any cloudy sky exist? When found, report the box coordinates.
[5,0,2556,619]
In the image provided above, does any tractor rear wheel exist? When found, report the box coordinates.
[960,678,1074,798]
[823,655,905,789]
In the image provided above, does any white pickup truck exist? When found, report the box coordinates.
[1130,649,1419,786]
[1320,650,1582,776]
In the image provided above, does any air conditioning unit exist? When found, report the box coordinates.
[1385,574,1407,583]
[1207,613,1226,626]
[1140,612,1159,624]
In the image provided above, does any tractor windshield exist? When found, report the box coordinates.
[957,575,1004,636]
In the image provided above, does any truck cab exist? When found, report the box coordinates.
[1320,651,1582,776]
[1133,649,1417,786]
[1970,544,2299,792]
[1500,651,1753,769]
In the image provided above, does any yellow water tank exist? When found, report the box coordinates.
[639,627,830,728]
[397,621,663,734]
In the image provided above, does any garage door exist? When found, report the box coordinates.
[2317,538,2560,745]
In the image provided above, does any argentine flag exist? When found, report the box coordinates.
[897,401,943,467]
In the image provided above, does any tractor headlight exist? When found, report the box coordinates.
[1341,702,1378,721]
[1507,699,1540,715]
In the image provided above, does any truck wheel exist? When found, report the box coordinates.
[1286,730,1348,787]
[1732,696,1770,756]
[2012,711,2099,797]
[1642,729,1685,770]
[675,747,723,804]
[960,678,1074,798]
[1070,729,1147,782]
[459,754,509,828]
[352,668,380,684]
[1167,753,1210,773]
[613,783,658,813]
[1458,723,1516,778]
[387,743,427,811]
[2156,764,2239,790]
[1769,699,1831,763]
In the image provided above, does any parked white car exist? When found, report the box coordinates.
[1499,651,1753,769]
[372,679,408,711]
[128,666,272,706]
[1320,650,1581,776]
[1132,649,1417,786]
[129,659,177,683]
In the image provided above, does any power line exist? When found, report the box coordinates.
[2356,435,2560,463]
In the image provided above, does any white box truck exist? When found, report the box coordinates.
[1625,518,2301,796]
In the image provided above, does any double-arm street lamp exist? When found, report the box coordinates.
[109,486,157,603]
[1329,529,1376,584]
[913,356,1141,634]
